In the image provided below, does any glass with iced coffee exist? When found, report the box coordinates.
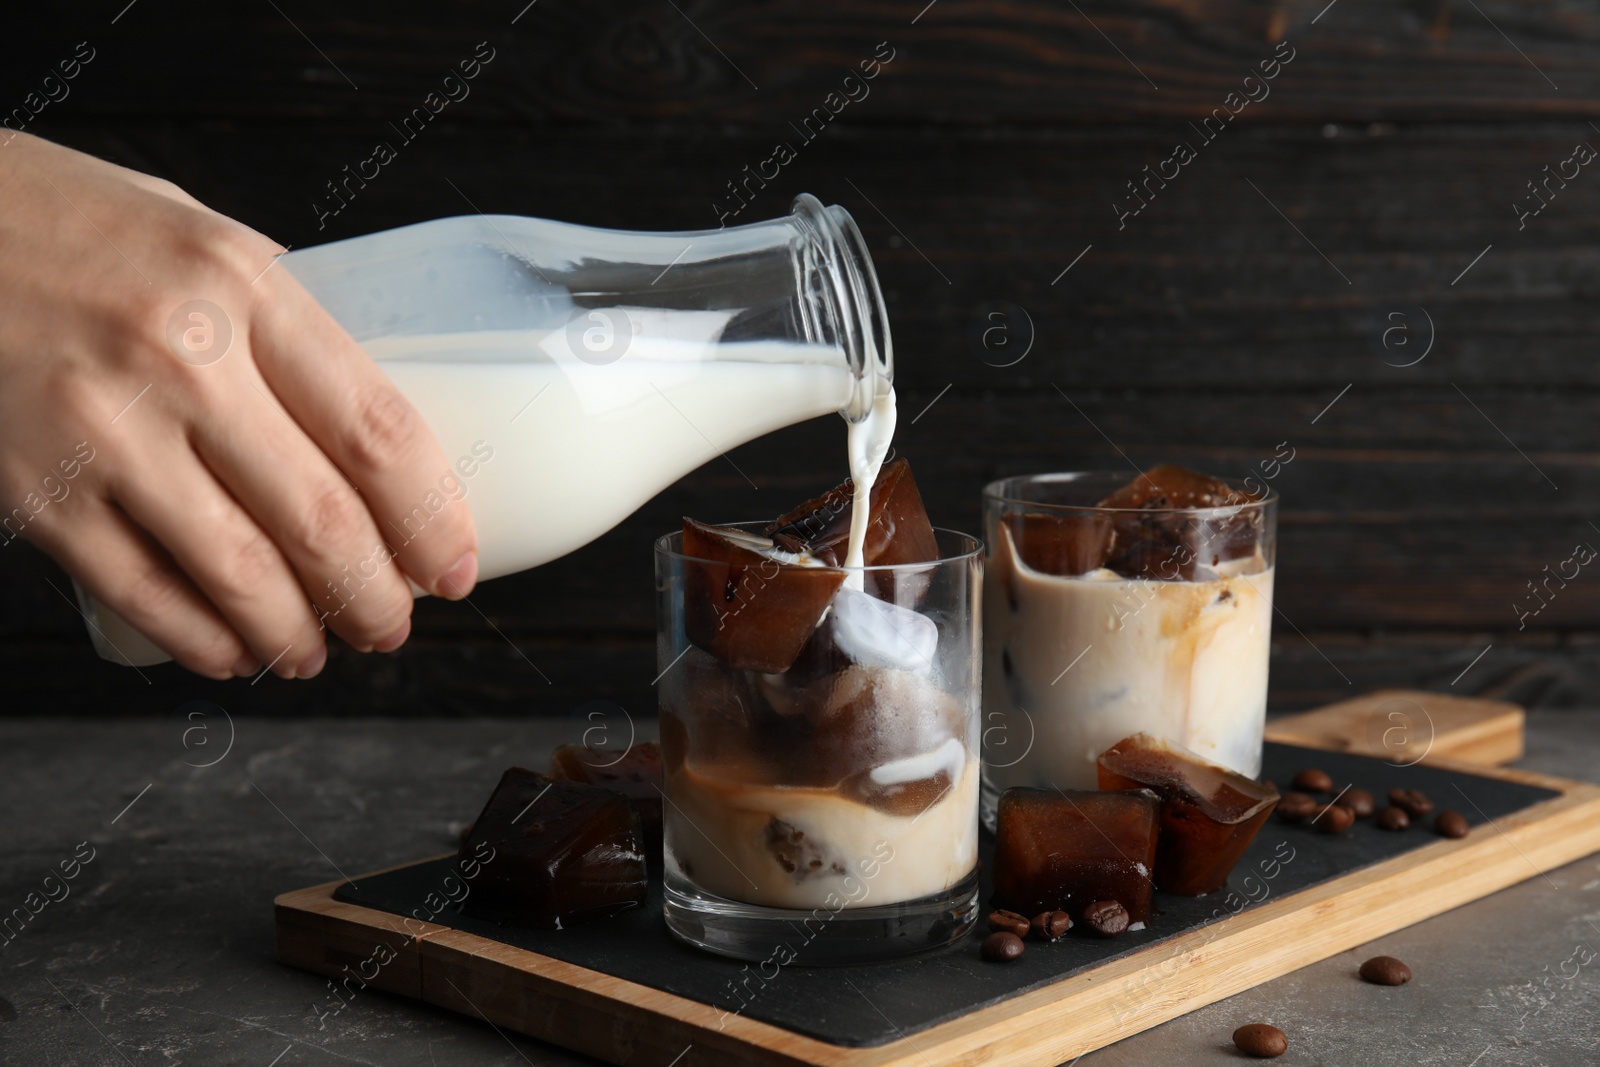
[656,462,982,962]
[981,467,1277,821]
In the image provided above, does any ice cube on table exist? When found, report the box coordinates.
[1097,732,1279,896]
[458,767,647,928]
[549,740,664,858]
[991,786,1161,921]
[827,584,939,673]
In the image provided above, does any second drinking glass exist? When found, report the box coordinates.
[980,472,1277,822]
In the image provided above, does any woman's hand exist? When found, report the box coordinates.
[0,134,478,679]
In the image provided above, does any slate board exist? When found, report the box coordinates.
[329,743,1558,1047]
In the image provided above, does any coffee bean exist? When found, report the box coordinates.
[986,909,1031,938]
[1082,899,1130,938]
[1434,810,1470,839]
[1315,802,1355,834]
[1374,806,1410,831]
[1233,1023,1288,1058]
[1389,788,1433,819]
[1292,768,1333,793]
[1335,787,1376,819]
[1276,792,1318,823]
[981,931,1025,962]
[1030,910,1071,941]
[1359,955,1412,985]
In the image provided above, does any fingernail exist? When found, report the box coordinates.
[296,644,328,679]
[436,551,478,599]
[231,654,260,677]
[373,618,411,653]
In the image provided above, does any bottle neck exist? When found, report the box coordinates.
[789,194,894,422]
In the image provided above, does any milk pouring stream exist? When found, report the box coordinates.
[77,195,895,666]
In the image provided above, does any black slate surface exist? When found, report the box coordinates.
[334,744,1561,1048]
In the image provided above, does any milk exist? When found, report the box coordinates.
[366,330,857,580]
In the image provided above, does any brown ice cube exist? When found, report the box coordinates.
[991,787,1160,922]
[458,767,647,929]
[838,736,967,817]
[1097,732,1279,896]
[765,458,940,601]
[790,666,964,787]
[1098,463,1246,511]
[764,818,847,881]
[549,740,664,858]
[658,648,778,776]
[680,518,844,672]
[765,458,939,566]
[1003,511,1113,576]
[1096,464,1261,580]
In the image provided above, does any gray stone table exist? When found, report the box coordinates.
[2,710,1598,1066]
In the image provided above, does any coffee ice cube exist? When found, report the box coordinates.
[1097,464,1261,580]
[788,666,963,787]
[458,767,647,929]
[991,786,1160,922]
[659,647,777,773]
[765,458,939,569]
[680,518,844,673]
[549,740,664,857]
[1097,732,1278,896]
[1003,511,1113,577]
[1098,463,1246,511]
[839,736,966,817]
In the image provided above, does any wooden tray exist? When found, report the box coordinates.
[276,695,1600,1067]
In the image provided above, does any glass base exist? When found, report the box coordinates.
[663,869,979,965]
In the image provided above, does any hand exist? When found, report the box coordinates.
[0,134,479,679]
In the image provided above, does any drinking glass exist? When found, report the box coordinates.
[980,472,1277,825]
[656,526,982,962]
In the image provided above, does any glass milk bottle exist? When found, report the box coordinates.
[77,194,893,666]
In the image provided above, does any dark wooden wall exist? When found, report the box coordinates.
[4,0,1599,717]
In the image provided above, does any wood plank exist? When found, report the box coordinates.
[11,2,1600,123]
[273,757,1600,1066]
[1264,688,1525,766]
[38,122,1600,398]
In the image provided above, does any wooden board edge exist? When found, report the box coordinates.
[272,853,464,1002]
[839,779,1600,1067]
[421,931,840,1067]
[1264,690,1526,766]
[270,771,1600,1067]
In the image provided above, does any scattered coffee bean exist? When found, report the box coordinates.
[1374,806,1410,831]
[1276,792,1318,823]
[981,931,1025,962]
[1315,803,1355,834]
[1292,768,1333,793]
[1389,788,1434,819]
[1031,910,1072,941]
[1233,1023,1288,1058]
[1434,810,1470,839]
[1359,955,1412,985]
[1335,787,1375,819]
[986,909,1031,939]
[1082,899,1130,938]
